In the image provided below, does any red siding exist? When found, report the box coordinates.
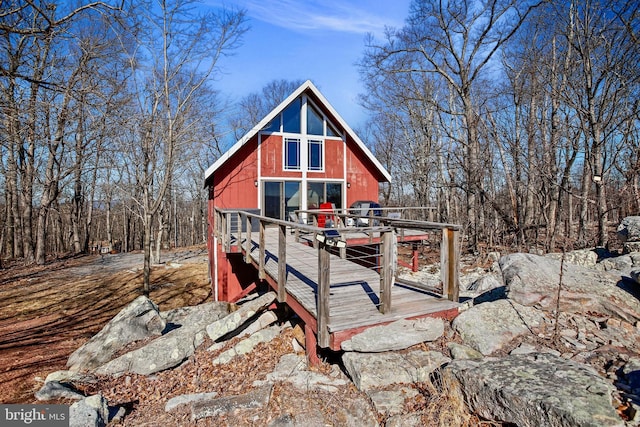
[346,137,381,205]
[212,138,259,208]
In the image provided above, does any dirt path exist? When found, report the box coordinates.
[0,247,212,403]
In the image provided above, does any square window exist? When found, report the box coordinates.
[285,138,300,170]
[308,139,323,171]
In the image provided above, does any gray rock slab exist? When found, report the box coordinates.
[67,295,165,371]
[96,302,229,376]
[44,370,97,385]
[452,299,545,355]
[165,392,219,412]
[500,253,640,324]
[341,317,444,352]
[446,352,623,427]
[631,269,640,285]
[466,274,503,293]
[447,342,484,360]
[385,413,425,427]
[342,350,450,392]
[617,216,640,242]
[69,395,109,427]
[35,381,85,401]
[191,385,272,421]
[546,249,598,267]
[255,353,349,393]
[368,387,419,416]
[206,292,276,342]
[212,325,282,364]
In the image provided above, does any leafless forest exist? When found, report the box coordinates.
[1,1,639,276]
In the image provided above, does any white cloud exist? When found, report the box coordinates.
[209,0,403,36]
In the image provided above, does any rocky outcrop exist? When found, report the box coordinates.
[206,292,276,342]
[67,295,166,372]
[340,317,444,352]
[452,299,545,355]
[96,301,228,376]
[500,253,640,324]
[446,352,624,427]
[545,248,598,267]
[342,350,450,392]
[191,385,273,422]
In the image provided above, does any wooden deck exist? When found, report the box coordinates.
[234,227,460,350]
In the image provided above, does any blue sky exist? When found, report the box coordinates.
[203,0,411,128]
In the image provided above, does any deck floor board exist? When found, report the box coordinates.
[238,227,459,334]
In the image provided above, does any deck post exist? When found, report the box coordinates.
[259,219,266,280]
[277,224,287,303]
[441,227,460,302]
[245,214,252,263]
[222,212,230,252]
[236,212,242,252]
[379,230,393,313]
[317,241,330,348]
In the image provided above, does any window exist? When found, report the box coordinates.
[308,139,323,171]
[282,98,301,133]
[307,104,324,135]
[307,182,343,210]
[285,138,300,170]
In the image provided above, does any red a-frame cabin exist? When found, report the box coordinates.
[204,80,392,302]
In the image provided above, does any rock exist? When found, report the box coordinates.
[617,216,640,242]
[212,325,282,364]
[500,253,640,324]
[368,387,419,416]
[509,343,560,357]
[165,392,219,412]
[452,299,545,355]
[255,353,349,393]
[631,270,640,285]
[236,310,279,338]
[466,274,503,293]
[600,255,633,273]
[546,248,598,267]
[342,350,450,392]
[67,295,166,371]
[385,413,425,427]
[341,317,444,352]
[446,353,623,427]
[44,370,97,385]
[191,385,272,421]
[624,242,640,254]
[206,292,276,342]
[96,302,229,376]
[447,342,484,360]
[35,381,85,401]
[69,394,109,427]
[161,301,229,327]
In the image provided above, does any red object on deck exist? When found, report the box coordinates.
[317,202,335,228]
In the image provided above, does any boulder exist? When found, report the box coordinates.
[368,387,419,417]
[466,274,503,293]
[212,325,282,365]
[67,296,165,371]
[341,317,444,352]
[617,216,640,242]
[35,381,85,401]
[165,392,219,412]
[191,385,272,421]
[452,299,545,355]
[447,342,484,360]
[446,353,623,427]
[546,249,598,267]
[69,394,109,427]
[342,350,450,392]
[255,353,349,393]
[500,253,640,324]
[206,292,276,342]
[624,242,640,254]
[96,302,228,376]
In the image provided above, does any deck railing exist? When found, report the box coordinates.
[213,207,460,347]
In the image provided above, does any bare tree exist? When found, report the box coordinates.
[120,0,247,293]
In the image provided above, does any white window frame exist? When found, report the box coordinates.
[284,137,301,170]
[307,139,324,172]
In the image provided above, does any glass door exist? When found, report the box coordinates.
[263,181,301,220]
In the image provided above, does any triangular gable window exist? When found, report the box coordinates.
[261,95,340,137]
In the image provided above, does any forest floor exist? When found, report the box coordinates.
[0,247,212,404]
